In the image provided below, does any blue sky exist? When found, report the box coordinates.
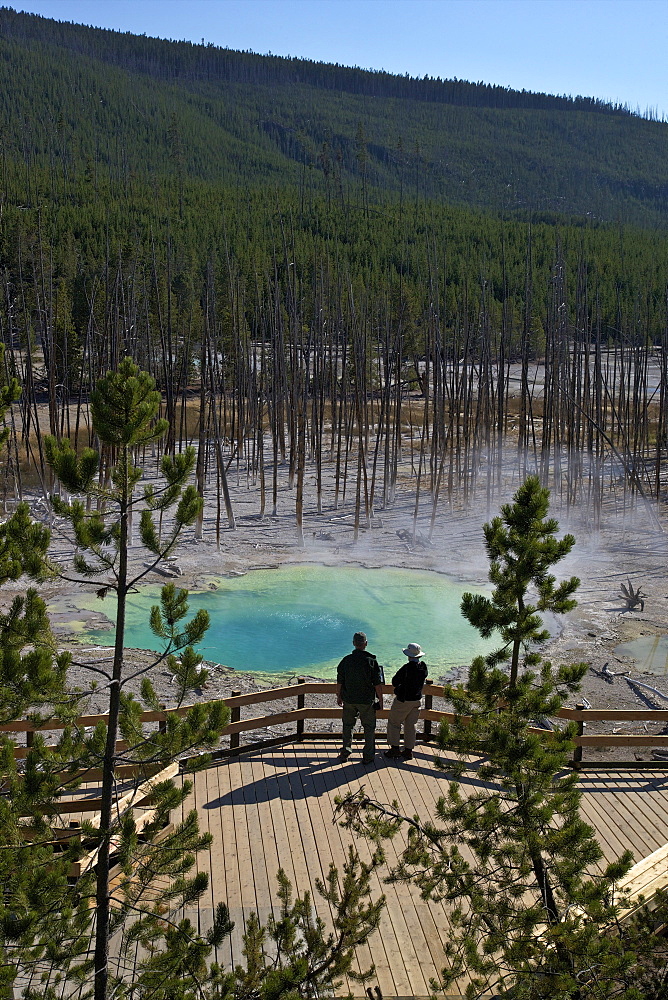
[13,0,668,119]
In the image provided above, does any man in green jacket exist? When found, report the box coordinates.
[336,631,384,764]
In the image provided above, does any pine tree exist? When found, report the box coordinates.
[0,348,91,999]
[4,357,388,1000]
[338,477,665,999]
[132,847,386,1000]
[44,358,228,1000]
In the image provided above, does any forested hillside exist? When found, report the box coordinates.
[0,6,667,225]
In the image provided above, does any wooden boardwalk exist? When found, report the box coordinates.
[174,740,668,998]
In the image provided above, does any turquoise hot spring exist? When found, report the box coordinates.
[82,565,494,679]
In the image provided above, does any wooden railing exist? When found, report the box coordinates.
[4,682,668,768]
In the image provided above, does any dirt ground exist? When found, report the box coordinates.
[14,448,667,766]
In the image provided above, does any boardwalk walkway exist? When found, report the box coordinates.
[173,740,668,998]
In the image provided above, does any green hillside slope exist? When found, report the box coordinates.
[0,6,667,226]
[0,4,666,388]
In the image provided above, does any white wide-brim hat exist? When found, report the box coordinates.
[402,643,424,658]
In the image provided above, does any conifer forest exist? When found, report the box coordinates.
[0,7,668,532]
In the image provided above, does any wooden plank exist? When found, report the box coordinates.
[250,750,284,919]
[0,701,232,734]
[0,703,225,733]
[207,761,234,971]
[3,761,167,787]
[584,771,661,862]
[223,682,443,710]
[222,683,407,707]
[72,818,176,883]
[0,710,178,733]
[260,744,326,979]
[281,745,329,893]
[9,689,668,765]
[222,707,408,737]
[240,752,275,929]
[564,709,668,722]
[615,774,668,849]
[420,750,660,989]
[15,761,179,818]
[341,753,430,997]
[623,868,668,909]
[346,779,401,994]
[323,743,405,997]
[11,739,132,759]
[220,708,560,740]
[260,745,300,886]
[223,709,304,734]
[70,818,176,878]
[79,761,179,829]
[299,746,360,992]
[618,842,668,890]
[56,762,166,783]
[209,758,245,969]
[613,840,668,922]
[284,743,370,993]
[418,738,526,981]
[30,791,160,816]
[194,766,215,942]
[284,744,342,900]
[299,745,356,953]
[578,735,668,747]
[380,746,454,987]
[165,772,191,933]
[299,741,392,996]
[227,756,259,946]
[363,740,457,991]
[223,683,337,707]
[19,824,87,842]
[23,797,110,814]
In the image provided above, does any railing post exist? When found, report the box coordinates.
[573,702,585,768]
[230,690,241,752]
[158,703,167,735]
[26,729,34,749]
[297,677,305,739]
[422,679,433,741]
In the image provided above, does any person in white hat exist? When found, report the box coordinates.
[384,643,427,761]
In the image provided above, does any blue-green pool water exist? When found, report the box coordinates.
[83,565,493,679]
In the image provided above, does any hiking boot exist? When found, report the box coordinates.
[338,749,351,762]
[401,748,413,760]
[362,754,375,764]
[384,747,402,759]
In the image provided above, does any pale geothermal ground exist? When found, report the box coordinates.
[13,442,668,765]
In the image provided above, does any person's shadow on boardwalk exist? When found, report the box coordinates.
[204,747,493,808]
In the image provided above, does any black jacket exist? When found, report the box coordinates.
[391,659,428,702]
[337,648,383,704]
